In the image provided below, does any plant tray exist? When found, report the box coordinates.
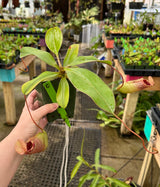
[0,68,15,82]
[151,106,160,134]
[120,61,160,77]
[111,2,124,10]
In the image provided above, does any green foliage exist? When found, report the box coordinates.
[68,131,131,187]
[96,89,160,134]
[96,109,123,128]
[20,27,115,120]
[0,34,38,64]
[139,9,158,24]
[121,37,160,66]
[133,91,160,134]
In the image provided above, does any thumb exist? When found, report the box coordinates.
[34,103,59,120]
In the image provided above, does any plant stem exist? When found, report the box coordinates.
[82,157,109,183]
[56,54,62,68]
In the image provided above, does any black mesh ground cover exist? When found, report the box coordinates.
[9,123,101,187]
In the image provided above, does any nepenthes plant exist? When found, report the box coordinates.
[15,26,115,154]
[15,27,158,186]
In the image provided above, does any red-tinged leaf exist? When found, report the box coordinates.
[63,44,79,66]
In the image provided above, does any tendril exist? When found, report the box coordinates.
[18,58,29,72]
[113,113,158,154]
[24,95,43,132]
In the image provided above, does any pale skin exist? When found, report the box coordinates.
[0,90,58,187]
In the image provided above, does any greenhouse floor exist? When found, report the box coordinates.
[0,48,160,186]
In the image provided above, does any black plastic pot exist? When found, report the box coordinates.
[34,1,40,8]
[151,106,160,134]
[111,2,124,10]
[36,79,76,122]
[143,23,154,31]
[24,1,30,7]
[129,2,143,9]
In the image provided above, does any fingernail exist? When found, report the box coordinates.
[53,103,59,109]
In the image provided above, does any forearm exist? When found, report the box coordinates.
[0,126,25,187]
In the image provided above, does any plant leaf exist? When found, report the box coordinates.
[76,156,83,162]
[78,171,94,187]
[107,177,131,187]
[45,27,63,55]
[95,148,100,170]
[20,47,58,68]
[22,71,59,95]
[66,67,115,113]
[63,44,79,66]
[68,56,112,66]
[92,164,117,173]
[56,77,69,108]
[90,174,100,187]
[70,160,83,180]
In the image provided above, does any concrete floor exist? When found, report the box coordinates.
[0,49,160,186]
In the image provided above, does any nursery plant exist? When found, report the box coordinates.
[15,26,158,186]
[0,34,39,67]
[68,132,132,187]
[19,26,115,125]
[120,37,160,67]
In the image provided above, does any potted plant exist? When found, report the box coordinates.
[16,27,157,185]
[65,14,82,41]
[20,27,115,126]
[139,10,158,31]
[0,33,38,82]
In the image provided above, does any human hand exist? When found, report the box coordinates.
[13,89,58,142]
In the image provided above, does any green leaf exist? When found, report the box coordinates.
[78,171,94,187]
[56,77,69,108]
[20,47,57,68]
[66,68,115,113]
[96,178,108,187]
[107,177,131,187]
[22,71,59,95]
[70,160,83,180]
[69,56,112,67]
[96,110,108,120]
[90,174,100,187]
[92,164,117,173]
[95,148,100,170]
[76,156,83,162]
[45,27,63,55]
[63,44,79,66]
